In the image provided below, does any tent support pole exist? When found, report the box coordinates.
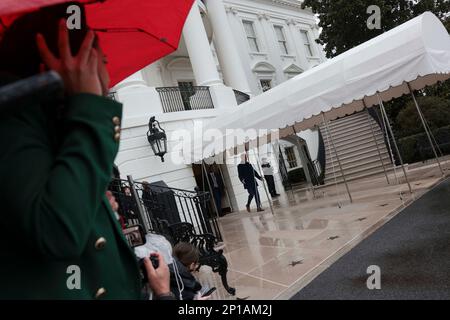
[407,83,444,177]
[363,102,390,184]
[321,113,353,203]
[377,94,413,194]
[251,148,275,216]
[292,126,316,199]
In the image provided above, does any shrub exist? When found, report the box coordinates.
[398,125,450,163]
[395,96,450,138]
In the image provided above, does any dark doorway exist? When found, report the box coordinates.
[178,81,195,111]
[192,163,233,216]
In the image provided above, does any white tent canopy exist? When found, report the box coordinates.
[188,12,450,163]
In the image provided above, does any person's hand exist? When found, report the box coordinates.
[143,252,171,296]
[195,293,211,300]
[105,191,119,212]
[36,19,102,96]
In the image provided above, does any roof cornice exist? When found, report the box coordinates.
[268,0,304,10]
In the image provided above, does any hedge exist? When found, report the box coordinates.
[398,125,450,164]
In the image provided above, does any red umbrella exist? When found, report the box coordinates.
[0,0,195,87]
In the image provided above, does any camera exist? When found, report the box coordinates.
[138,255,159,283]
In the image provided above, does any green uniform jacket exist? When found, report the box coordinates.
[0,77,142,299]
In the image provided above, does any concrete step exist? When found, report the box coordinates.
[325,141,388,166]
[323,165,394,185]
[324,162,393,184]
[320,116,376,135]
[325,153,391,175]
[327,114,368,129]
[322,123,375,139]
[326,146,391,164]
[321,126,383,144]
[326,151,391,169]
[327,112,367,128]
[320,111,393,187]
[324,132,385,152]
[325,141,390,162]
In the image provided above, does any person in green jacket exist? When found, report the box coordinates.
[0,3,171,299]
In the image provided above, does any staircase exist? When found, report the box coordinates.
[319,111,393,185]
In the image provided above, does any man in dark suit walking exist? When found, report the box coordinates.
[238,154,264,213]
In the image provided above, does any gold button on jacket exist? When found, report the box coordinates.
[112,116,121,125]
[95,237,107,250]
[95,287,107,299]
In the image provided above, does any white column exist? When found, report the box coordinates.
[114,70,163,125]
[113,70,147,91]
[182,3,222,87]
[204,0,251,94]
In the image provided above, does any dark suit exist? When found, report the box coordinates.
[0,75,141,299]
[238,162,262,209]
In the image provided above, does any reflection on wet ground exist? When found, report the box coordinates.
[194,161,449,300]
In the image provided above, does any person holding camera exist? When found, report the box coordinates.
[0,3,172,299]
[261,158,280,198]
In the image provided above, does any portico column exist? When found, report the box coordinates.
[113,70,147,91]
[204,0,252,94]
[182,3,222,87]
[113,70,164,124]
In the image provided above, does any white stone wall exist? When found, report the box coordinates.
[224,0,325,95]
[298,128,319,162]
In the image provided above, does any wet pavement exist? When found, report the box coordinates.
[292,178,450,300]
[194,160,449,300]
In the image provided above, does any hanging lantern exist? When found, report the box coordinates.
[147,116,167,162]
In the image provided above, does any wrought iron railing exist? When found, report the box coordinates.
[156,86,214,113]
[313,159,323,182]
[278,145,292,190]
[233,89,250,105]
[108,177,222,242]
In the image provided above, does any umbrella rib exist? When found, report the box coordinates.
[93,27,177,51]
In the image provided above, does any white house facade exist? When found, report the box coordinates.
[112,0,327,212]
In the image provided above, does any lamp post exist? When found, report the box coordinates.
[147,116,167,162]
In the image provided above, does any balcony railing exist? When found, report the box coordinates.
[156,86,214,113]
[233,89,250,105]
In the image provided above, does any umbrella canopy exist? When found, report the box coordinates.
[188,12,450,163]
[0,0,195,87]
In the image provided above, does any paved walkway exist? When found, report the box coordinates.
[292,178,450,300]
[194,160,449,300]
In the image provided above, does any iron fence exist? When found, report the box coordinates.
[108,177,222,242]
